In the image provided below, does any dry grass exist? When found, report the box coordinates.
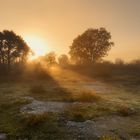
[63,102,113,122]
[63,104,87,122]
[116,105,136,116]
[75,91,101,102]
[30,85,46,94]
[23,113,49,126]
[100,135,120,140]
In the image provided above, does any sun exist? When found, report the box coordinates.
[25,36,48,60]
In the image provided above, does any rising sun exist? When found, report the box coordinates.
[25,36,48,60]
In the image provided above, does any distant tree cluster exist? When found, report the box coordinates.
[42,28,114,67]
[0,27,115,73]
[38,52,69,67]
[43,52,57,65]
[0,30,30,70]
[58,54,69,66]
[69,28,114,64]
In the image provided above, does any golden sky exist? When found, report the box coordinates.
[0,0,140,62]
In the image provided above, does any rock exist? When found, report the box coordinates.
[22,96,34,101]
[21,99,71,114]
[0,133,6,140]
[66,120,101,139]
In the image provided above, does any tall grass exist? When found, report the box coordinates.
[75,91,101,102]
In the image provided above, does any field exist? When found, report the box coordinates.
[0,65,140,140]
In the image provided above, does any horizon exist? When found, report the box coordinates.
[0,0,140,62]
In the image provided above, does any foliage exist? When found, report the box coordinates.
[43,51,57,65]
[69,28,114,64]
[58,54,69,66]
[0,30,30,70]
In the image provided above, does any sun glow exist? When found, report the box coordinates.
[25,36,48,60]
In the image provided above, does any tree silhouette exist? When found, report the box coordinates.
[69,28,114,64]
[0,30,30,70]
[58,54,69,66]
[44,52,57,65]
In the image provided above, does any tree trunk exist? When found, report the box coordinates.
[7,48,11,72]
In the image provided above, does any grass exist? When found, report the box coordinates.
[62,102,115,122]
[23,113,49,126]
[30,84,46,94]
[0,93,71,140]
[128,126,140,137]
[0,66,139,139]
[116,105,136,116]
[75,91,101,102]
[100,135,120,140]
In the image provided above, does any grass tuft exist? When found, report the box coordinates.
[117,105,136,116]
[75,91,101,102]
[100,135,120,140]
[23,113,48,126]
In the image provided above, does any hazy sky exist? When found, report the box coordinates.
[0,0,140,61]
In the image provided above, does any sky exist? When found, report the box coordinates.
[0,0,140,62]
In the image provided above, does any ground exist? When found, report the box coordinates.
[0,66,140,140]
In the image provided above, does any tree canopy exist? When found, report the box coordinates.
[0,30,30,69]
[58,54,69,65]
[69,28,114,64]
[44,52,57,65]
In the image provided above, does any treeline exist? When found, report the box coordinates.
[34,27,114,66]
[0,28,140,82]
[0,27,114,70]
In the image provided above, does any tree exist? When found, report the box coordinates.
[0,30,30,70]
[58,54,69,66]
[44,52,57,65]
[115,58,124,65]
[69,28,114,64]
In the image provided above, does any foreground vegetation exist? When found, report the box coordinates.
[0,63,139,140]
